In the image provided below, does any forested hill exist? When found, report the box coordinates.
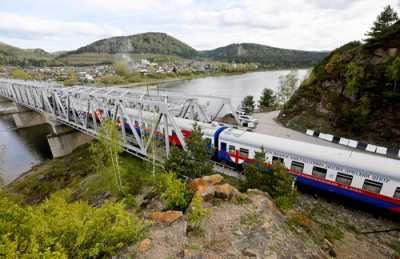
[201,43,329,68]
[65,32,199,59]
[278,21,400,147]
[0,42,53,66]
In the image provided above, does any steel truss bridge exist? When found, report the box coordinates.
[0,79,239,163]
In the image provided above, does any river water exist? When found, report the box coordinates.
[0,114,52,183]
[138,69,309,108]
[0,69,308,182]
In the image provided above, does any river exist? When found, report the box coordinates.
[137,69,309,107]
[0,69,308,182]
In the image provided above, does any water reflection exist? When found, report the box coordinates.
[0,114,52,183]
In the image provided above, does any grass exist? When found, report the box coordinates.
[6,143,148,205]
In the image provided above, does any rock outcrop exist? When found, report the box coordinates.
[278,21,400,147]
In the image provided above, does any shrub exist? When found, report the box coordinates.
[187,196,210,229]
[10,69,32,80]
[0,191,149,258]
[243,159,297,211]
[156,172,189,211]
[98,75,126,85]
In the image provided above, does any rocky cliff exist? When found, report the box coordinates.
[278,21,400,147]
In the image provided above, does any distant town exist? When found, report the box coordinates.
[0,58,258,86]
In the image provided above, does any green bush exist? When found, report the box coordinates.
[10,68,32,80]
[0,191,149,258]
[156,172,189,211]
[188,196,210,229]
[98,75,127,85]
[243,159,297,211]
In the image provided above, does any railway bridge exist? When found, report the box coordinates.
[0,79,239,166]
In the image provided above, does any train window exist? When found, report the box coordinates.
[312,166,327,179]
[291,161,304,173]
[272,156,284,165]
[394,188,400,199]
[336,172,353,186]
[240,148,249,158]
[229,145,236,153]
[220,142,227,152]
[362,179,383,194]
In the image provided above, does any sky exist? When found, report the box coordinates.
[0,0,399,52]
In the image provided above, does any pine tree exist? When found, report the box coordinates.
[164,123,213,178]
[241,95,255,113]
[258,88,276,110]
[366,5,399,39]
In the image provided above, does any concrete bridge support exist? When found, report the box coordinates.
[12,105,47,129]
[47,124,93,158]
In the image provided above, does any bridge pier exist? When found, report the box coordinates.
[0,100,18,115]
[12,105,47,129]
[47,124,93,158]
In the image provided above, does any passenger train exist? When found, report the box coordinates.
[67,101,400,213]
[108,107,400,213]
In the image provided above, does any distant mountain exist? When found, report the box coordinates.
[63,32,198,59]
[201,43,329,68]
[0,42,53,66]
[1,32,329,67]
[278,21,400,147]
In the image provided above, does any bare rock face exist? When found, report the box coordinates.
[149,210,183,224]
[189,174,225,201]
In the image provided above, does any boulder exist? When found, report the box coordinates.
[137,238,152,252]
[214,183,239,200]
[194,185,216,201]
[149,210,183,224]
[202,174,224,185]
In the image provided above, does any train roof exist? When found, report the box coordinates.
[220,128,400,181]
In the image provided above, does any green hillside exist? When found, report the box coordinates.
[63,32,198,59]
[278,21,400,147]
[0,42,54,66]
[201,43,329,68]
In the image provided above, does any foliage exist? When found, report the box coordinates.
[114,61,130,77]
[241,95,255,113]
[187,196,210,229]
[243,153,296,211]
[63,71,79,86]
[387,57,400,91]
[218,63,258,73]
[98,75,127,85]
[277,70,299,106]
[344,62,364,98]
[366,5,399,40]
[0,191,148,258]
[164,123,213,178]
[258,88,276,110]
[90,119,123,192]
[10,68,32,80]
[155,172,189,211]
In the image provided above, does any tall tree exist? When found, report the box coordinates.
[258,88,276,110]
[241,95,255,113]
[90,119,123,192]
[276,70,299,107]
[366,5,399,39]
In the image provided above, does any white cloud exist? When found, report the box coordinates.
[0,0,399,51]
[0,12,123,40]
